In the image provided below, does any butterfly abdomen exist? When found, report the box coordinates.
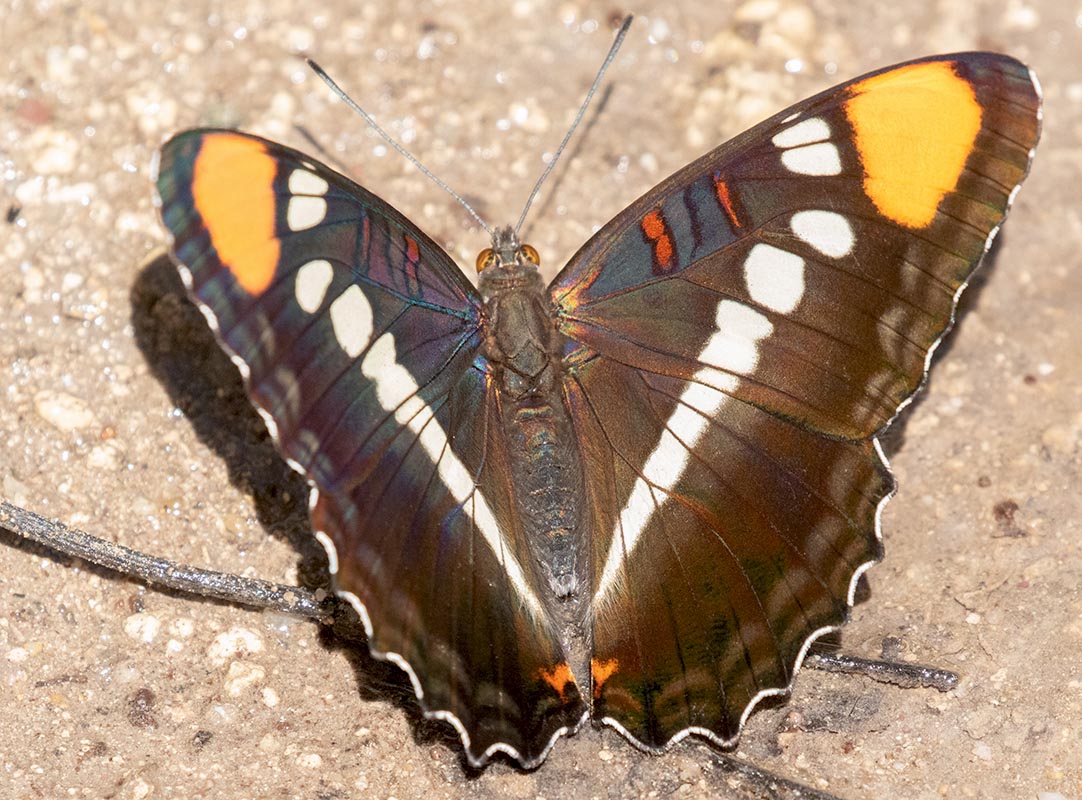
[484,274,589,610]
[505,399,584,598]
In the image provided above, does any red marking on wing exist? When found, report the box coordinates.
[713,173,740,229]
[641,209,674,272]
[404,234,420,264]
[403,234,422,295]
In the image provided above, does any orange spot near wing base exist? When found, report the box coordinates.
[539,663,576,700]
[591,658,619,700]
[192,134,280,294]
[844,61,982,229]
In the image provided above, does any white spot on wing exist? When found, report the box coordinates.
[295,259,334,313]
[329,284,373,358]
[287,196,327,230]
[780,142,842,176]
[288,170,329,229]
[288,168,329,195]
[743,244,806,313]
[314,531,339,574]
[595,299,773,601]
[791,210,854,258]
[771,117,830,148]
[360,332,546,620]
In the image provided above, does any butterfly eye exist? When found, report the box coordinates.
[519,243,541,266]
[476,248,497,272]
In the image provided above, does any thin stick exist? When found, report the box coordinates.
[0,500,332,621]
[806,651,958,691]
[513,15,634,236]
[716,751,848,800]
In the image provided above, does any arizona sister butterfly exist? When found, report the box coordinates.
[155,18,1040,767]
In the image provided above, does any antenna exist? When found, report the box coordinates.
[308,15,634,244]
[514,15,633,236]
[306,58,495,238]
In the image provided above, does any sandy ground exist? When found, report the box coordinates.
[2,1,1080,798]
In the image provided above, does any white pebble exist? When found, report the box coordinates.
[207,627,264,666]
[27,128,79,175]
[296,753,323,768]
[34,391,99,431]
[262,687,280,708]
[223,661,265,696]
[123,613,161,644]
[87,442,122,471]
[972,742,993,761]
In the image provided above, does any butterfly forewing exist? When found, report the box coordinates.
[551,54,1039,749]
[553,54,1040,440]
[157,130,586,766]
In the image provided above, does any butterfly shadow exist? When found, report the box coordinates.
[129,254,463,759]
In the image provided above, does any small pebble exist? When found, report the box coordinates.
[207,627,264,666]
[297,753,323,768]
[123,613,160,644]
[34,390,98,431]
[223,661,265,696]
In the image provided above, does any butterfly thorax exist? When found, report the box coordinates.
[478,234,589,633]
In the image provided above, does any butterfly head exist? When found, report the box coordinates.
[476,225,541,287]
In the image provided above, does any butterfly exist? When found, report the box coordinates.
[154,42,1040,768]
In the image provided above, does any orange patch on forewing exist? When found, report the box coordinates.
[591,658,619,700]
[539,663,576,700]
[191,134,280,294]
[844,61,982,229]
[641,209,674,270]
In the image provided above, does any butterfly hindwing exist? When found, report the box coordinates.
[566,355,891,745]
[157,130,585,766]
[551,54,1039,747]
